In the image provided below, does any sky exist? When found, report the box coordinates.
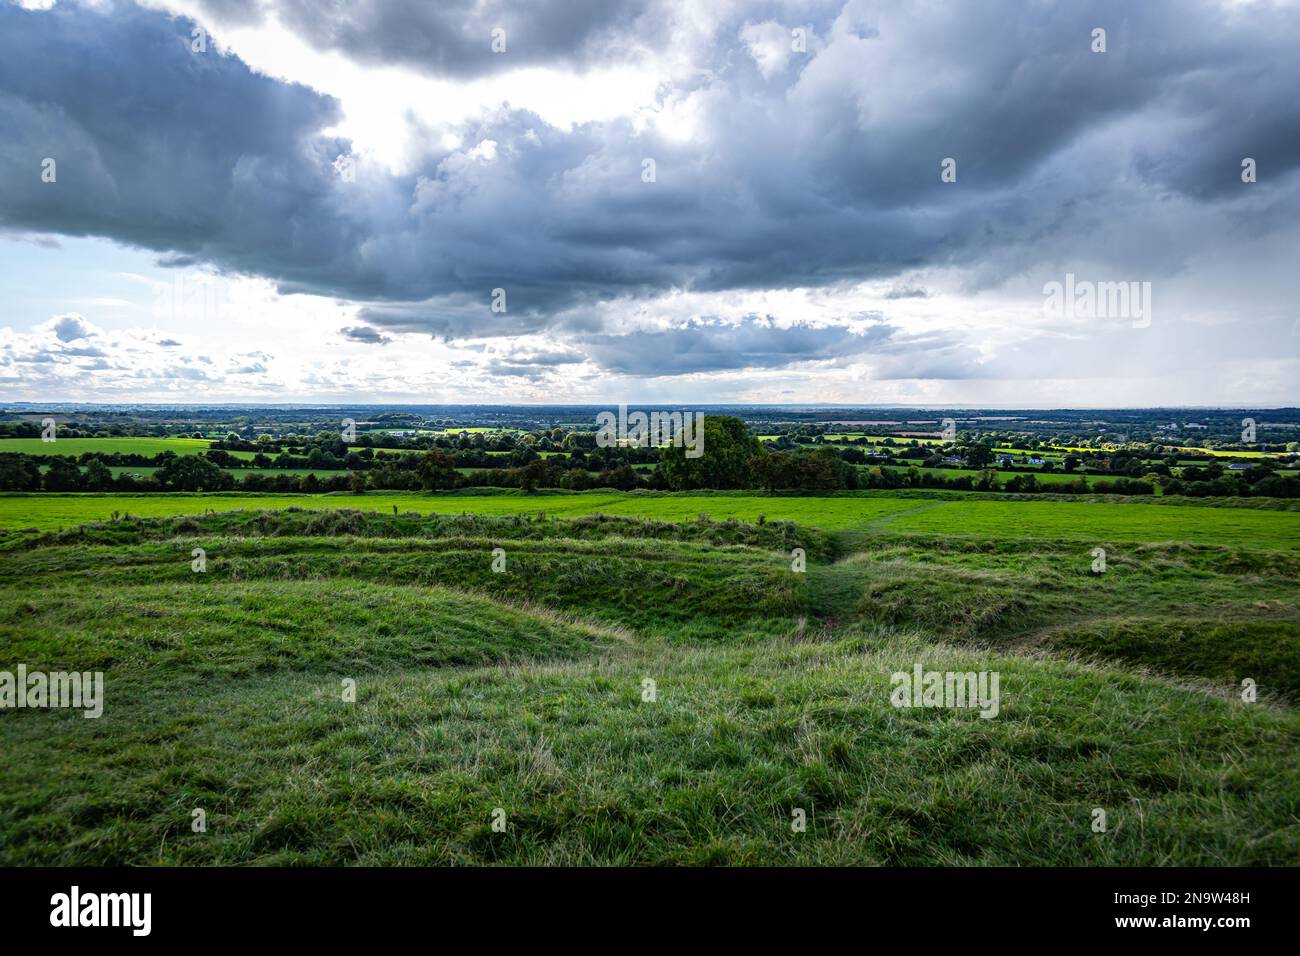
[1,0,1298,406]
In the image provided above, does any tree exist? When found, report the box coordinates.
[600,463,639,490]
[509,446,540,468]
[659,416,760,490]
[306,448,340,470]
[966,443,994,469]
[43,458,84,491]
[156,454,228,491]
[792,449,851,489]
[747,451,793,491]
[1005,473,1041,493]
[416,450,459,490]
[83,459,113,491]
[0,456,42,491]
[518,459,557,492]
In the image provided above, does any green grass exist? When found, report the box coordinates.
[2,626,1295,865]
[0,437,212,457]
[0,580,625,677]
[1,501,1296,866]
[4,490,1297,549]
[4,512,826,644]
[1032,618,1300,696]
[0,491,922,534]
[824,535,1300,696]
[881,497,1300,549]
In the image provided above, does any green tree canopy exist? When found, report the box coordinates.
[659,416,760,490]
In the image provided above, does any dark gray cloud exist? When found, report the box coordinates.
[496,348,586,367]
[581,316,894,376]
[486,362,547,380]
[340,325,391,345]
[1,0,1298,353]
[479,345,586,380]
[0,1,365,290]
[50,314,94,342]
[194,0,666,78]
[3,231,62,249]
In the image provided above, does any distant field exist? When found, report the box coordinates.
[879,465,1101,487]
[3,490,1297,549]
[883,497,1300,549]
[0,437,211,456]
[0,492,918,533]
[107,466,335,478]
[1165,446,1276,458]
[758,435,1285,461]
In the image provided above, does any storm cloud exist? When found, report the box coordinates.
[191,0,667,78]
[1,0,1298,391]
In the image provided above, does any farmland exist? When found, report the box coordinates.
[7,425,1296,512]
[0,437,212,456]
[3,489,1298,549]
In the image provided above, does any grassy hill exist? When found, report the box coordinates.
[1,502,1296,865]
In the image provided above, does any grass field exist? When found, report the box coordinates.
[880,465,1103,487]
[101,466,328,478]
[0,437,212,456]
[3,490,1298,549]
[1,503,1296,865]
[0,491,922,534]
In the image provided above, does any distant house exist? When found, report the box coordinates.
[1027,457,1046,466]
[941,456,964,465]
[997,455,1014,466]
[1227,463,1253,470]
